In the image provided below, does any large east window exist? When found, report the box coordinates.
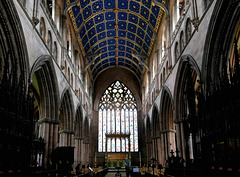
[98,81,138,152]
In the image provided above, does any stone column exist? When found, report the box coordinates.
[80,140,84,163]
[164,133,168,164]
[48,123,54,165]
[180,122,186,164]
[169,131,176,153]
[175,123,182,155]
[157,138,162,164]
[71,133,74,147]
[53,123,59,150]
[160,134,165,166]
[39,118,50,168]
[152,139,155,159]
[74,138,79,166]
[59,131,67,146]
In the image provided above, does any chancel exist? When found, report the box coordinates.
[0,0,240,177]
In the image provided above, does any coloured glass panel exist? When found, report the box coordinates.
[112,138,115,152]
[116,138,121,152]
[107,138,111,152]
[98,109,103,152]
[116,109,120,133]
[122,138,125,152]
[98,81,138,152]
[103,109,106,152]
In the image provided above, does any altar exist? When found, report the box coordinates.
[105,133,131,167]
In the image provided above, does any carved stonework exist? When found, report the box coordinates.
[191,18,199,31]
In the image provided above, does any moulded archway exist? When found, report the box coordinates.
[94,67,142,111]
[0,0,31,172]
[202,0,240,169]
[29,55,60,168]
[74,105,84,166]
[59,87,75,148]
[151,104,161,164]
[159,85,175,166]
[173,55,202,167]
[146,116,152,164]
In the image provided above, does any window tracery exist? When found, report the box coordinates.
[98,80,138,152]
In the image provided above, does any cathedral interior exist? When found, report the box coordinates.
[0,0,240,176]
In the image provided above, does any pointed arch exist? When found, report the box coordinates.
[29,55,60,167]
[151,104,161,163]
[0,0,31,172]
[30,55,60,120]
[94,68,141,111]
[75,105,83,139]
[151,104,159,137]
[159,85,175,165]
[173,55,202,166]
[201,0,240,169]
[97,80,139,153]
[59,87,75,130]
[59,87,75,147]
[146,116,152,163]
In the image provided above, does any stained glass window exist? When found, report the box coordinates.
[98,81,138,152]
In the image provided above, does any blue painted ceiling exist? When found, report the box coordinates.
[65,0,167,81]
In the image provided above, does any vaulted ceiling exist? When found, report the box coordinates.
[64,0,168,82]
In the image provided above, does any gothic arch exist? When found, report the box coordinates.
[30,55,60,120]
[173,55,202,166]
[202,0,240,92]
[0,0,31,172]
[201,0,240,169]
[93,68,141,111]
[0,0,30,83]
[162,85,174,106]
[29,55,60,168]
[151,104,161,163]
[152,104,160,137]
[59,87,74,130]
[75,105,83,139]
[159,86,175,165]
[146,116,152,163]
[174,55,201,121]
[74,105,84,165]
[82,116,90,164]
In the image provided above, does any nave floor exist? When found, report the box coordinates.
[105,168,127,177]
[105,171,127,177]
